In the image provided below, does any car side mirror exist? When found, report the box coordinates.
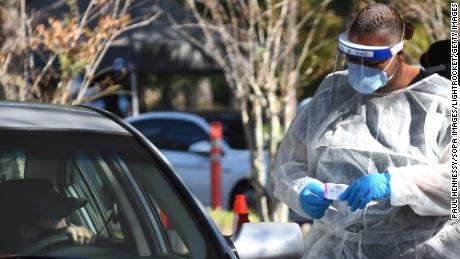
[188,141,212,156]
[232,222,304,259]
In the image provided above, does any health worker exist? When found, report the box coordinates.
[274,4,458,258]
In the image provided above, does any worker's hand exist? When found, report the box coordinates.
[66,225,95,246]
[339,172,391,212]
[299,180,333,219]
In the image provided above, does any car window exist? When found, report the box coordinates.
[0,149,140,256]
[65,154,124,240]
[130,120,167,149]
[200,114,248,150]
[117,152,210,259]
[0,130,220,258]
[132,119,209,151]
[141,187,189,255]
[0,151,26,181]
[162,120,209,151]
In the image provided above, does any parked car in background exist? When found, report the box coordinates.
[193,111,248,150]
[126,112,269,212]
[0,101,304,258]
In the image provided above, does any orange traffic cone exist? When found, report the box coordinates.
[160,210,172,230]
[233,194,250,233]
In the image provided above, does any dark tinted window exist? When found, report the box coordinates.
[130,119,167,149]
[0,130,216,258]
[162,120,208,151]
[66,154,124,240]
[199,113,247,150]
[131,119,209,151]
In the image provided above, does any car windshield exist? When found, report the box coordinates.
[0,129,219,259]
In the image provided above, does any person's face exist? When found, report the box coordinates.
[347,31,402,73]
[18,217,68,242]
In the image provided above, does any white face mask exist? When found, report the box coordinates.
[339,20,405,94]
[347,55,399,94]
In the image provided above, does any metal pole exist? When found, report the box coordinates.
[210,121,223,209]
[129,70,139,116]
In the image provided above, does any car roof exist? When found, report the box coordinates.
[0,101,130,134]
[126,111,211,132]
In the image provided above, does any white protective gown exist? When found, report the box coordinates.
[274,71,459,258]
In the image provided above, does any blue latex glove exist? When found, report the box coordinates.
[339,172,391,212]
[299,180,333,219]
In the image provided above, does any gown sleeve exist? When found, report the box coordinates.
[389,145,454,216]
[273,104,318,219]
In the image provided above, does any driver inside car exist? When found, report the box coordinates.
[0,178,95,254]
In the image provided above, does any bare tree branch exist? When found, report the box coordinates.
[75,0,95,40]
[295,0,331,72]
[30,54,57,100]
[74,11,162,104]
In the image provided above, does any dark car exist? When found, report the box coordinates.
[0,101,303,259]
[194,111,248,150]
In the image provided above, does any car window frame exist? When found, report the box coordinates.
[95,153,157,256]
[57,149,157,256]
[88,106,238,259]
[119,131,235,259]
[72,160,108,231]
[65,184,98,233]
[110,154,170,253]
[130,119,167,149]
[69,155,126,239]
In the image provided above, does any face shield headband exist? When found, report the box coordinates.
[337,33,404,61]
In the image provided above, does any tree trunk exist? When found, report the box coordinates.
[240,95,270,221]
[268,0,299,220]
[267,94,280,179]
[270,79,298,222]
[283,72,298,129]
[251,96,270,221]
[266,90,287,222]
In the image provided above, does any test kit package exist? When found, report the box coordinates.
[324,183,349,200]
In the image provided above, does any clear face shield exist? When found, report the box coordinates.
[330,32,404,97]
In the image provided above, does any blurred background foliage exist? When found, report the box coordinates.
[138,73,231,112]
[0,0,444,112]
[136,0,436,112]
